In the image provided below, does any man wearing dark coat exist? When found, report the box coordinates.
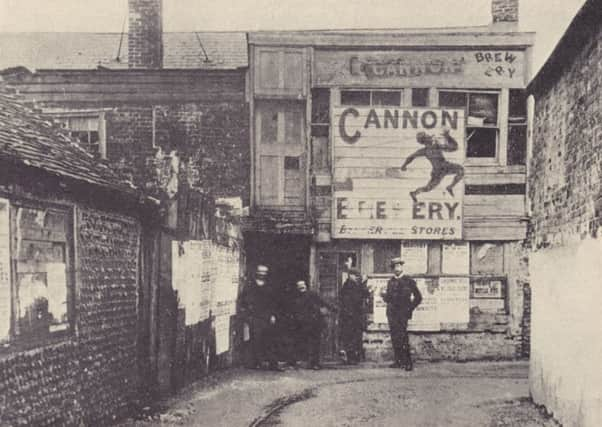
[289,280,334,369]
[240,265,283,371]
[381,257,423,370]
[339,268,371,364]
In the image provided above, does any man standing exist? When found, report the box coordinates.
[240,265,283,371]
[381,257,422,370]
[290,280,334,370]
[339,268,371,364]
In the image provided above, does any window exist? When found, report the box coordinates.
[507,90,528,165]
[411,88,429,107]
[340,90,403,106]
[52,111,107,159]
[0,198,72,348]
[439,90,499,161]
[311,88,330,173]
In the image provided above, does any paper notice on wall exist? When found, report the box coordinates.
[215,314,230,355]
[438,277,470,324]
[408,278,440,331]
[368,277,390,324]
[0,198,10,342]
[401,242,428,274]
[441,242,470,275]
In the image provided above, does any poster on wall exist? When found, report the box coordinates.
[332,107,465,240]
[214,310,230,355]
[400,242,428,274]
[0,198,11,342]
[438,277,470,324]
[408,278,440,331]
[441,242,470,275]
[369,277,389,324]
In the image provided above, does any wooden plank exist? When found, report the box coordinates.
[464,194,525,217]
[31,69,246,84]
[464,221,526,240]
[258,156,279,206]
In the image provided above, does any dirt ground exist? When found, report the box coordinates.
[117,361,560,427]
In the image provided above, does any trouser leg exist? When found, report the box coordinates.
[387,314,402,363]
[307,328,322,366]
[399,318,411,366]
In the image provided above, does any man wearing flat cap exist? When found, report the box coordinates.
[339,267,371,364]
[240,264,283,371]
[381,257,422,370]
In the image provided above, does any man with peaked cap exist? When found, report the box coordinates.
[240,264,283,371]
[381,257,422,370]
[289,279,335,370]
[339,267,371,364]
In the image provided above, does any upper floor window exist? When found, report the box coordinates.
[340,90,403,107]
[439,90,499,161]
[48,111,107,159]
[0,198,73,350]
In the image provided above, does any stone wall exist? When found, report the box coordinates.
[0,206,142,426]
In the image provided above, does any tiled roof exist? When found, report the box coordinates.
[0,32,248,71]
[0,84,137,194]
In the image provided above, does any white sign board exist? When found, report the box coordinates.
[400,242,428,274]
[333,107,465,239]
[369,277,389,324]
[408,278,440,331]
[438,277,470,324]
[441,242,470,275]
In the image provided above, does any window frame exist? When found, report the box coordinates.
[0,197,75,354]
[438,89,502,164]
[45,109,108,159]
[340,89,404,107]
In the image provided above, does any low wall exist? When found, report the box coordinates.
[529,236,602,427]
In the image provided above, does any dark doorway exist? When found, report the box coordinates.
[317,250,360,360]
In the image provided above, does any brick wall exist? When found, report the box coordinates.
[491,0,519,23]
[0,205,142,426]
[529,25,602,248]
[529,18,602,427]
[128,0,163,69]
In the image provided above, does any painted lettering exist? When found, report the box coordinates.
[413,202,426,219]
[383,109,399,129]
[428,203,443,220]
[420,111,437,129]
[339,108,361,144]
[365,109,381,129]
[376,201,387,219]
[402,110,418,129]
[445,202,460,220]
[336,198,349,219]
[442,110,458,129]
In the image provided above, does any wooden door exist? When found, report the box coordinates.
[255,101,306,207]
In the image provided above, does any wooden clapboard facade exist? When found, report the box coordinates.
[247,26,534,361]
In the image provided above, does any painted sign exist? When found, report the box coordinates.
[369,275,471,331]
[333,107,465,239]
[314,50,526,88]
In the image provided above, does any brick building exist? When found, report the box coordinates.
[527,0,602,425]
[0,84,156,425]
[244,0,534,362]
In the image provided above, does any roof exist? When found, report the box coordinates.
[528,0,601,94]
[248,25,535,47]
[0,32,248,71]
[0,84,137,194]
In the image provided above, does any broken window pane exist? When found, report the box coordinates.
[469,93,498,125]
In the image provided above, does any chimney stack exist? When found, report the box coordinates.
[491,0,519,26]
[128,0,163,69]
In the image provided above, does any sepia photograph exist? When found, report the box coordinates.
[0,0,599,425]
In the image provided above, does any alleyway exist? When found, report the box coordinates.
[118,362,559,427]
